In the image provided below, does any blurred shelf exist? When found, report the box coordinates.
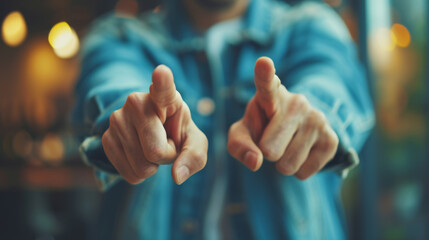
[0,162,99,190]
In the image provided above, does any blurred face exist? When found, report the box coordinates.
[194,0,240,11]
[182,0,249,30]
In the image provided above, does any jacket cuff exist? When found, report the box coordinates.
[298,91,359,178]
[79,136,121,190]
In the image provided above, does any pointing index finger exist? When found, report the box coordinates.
[150,65,182,122]
[172,122,208,185]
[254,57,282,102]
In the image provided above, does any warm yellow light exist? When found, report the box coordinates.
[391,23,411,48]
[48,21,79,58]
[369,27,394,71]
[1,11,27,47]
[40,134,64,163]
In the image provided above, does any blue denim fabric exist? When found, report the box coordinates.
[72,0,375,239]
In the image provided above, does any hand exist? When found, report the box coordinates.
[102,65,208,185]
[227,57,339,180]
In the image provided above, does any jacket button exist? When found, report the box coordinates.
[197,97,215,116]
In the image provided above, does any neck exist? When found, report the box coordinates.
[183,0,249,31]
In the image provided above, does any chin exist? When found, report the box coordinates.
[195,0,239,11]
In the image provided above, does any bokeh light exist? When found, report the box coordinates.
[369,27,394,71]
[1,11,27,47]
[197,98,215,116]
[24,39,63,92]
[48,22,79,59]
[39,134,64,163]
[21,40,61,130]
[391,23,411,48]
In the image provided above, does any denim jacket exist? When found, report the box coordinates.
[72,0,374,239]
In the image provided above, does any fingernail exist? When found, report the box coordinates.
[243,151,258,171]
[176,166,190,185]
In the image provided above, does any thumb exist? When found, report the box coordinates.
[227,120,263,171]
[150,65,182,122]
[254,57,283,104]
[172,123,208,185]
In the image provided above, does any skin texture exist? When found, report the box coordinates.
[101,1,339,184]
[227,57,339,180]
[102,65,208,185]
[102,58,339,185]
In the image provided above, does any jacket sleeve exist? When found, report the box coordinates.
[72,16,153,189]
[283,4,375,177]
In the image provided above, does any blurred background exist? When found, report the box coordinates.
[0,0,427,239]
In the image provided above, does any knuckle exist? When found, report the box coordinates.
[145,145,164,163]
[128,178,142,185]
[227,122,239,137]
[176,91,184,104]
[313,109,326,122]
[123,174,141,185]
[166,90,180,105]
[191,150,207,171]
[109,110,117,125]
[227,125,241,154]
[329,132,339,149]
[110,110,129,134]
[327,137,339,157]
[296,161,321,180]
[288,94,309,114]
[295,171,310,180]
[125,92,144,111]
[295,94,308,104]
[109,110,122,128]
[155,89,180,107]
[227,137,239,153]
[200,129,209,147]
[307,159,323,173]
[136,164,159,179]
[101,131,111,148]
[319,130,339,154]
[276,162,299,176]
[179,100,189,113]
[273,121,290,137]
[306,110,326,128]
[260,144,282,161]
[196,158,207,171]
[317,110,327,123]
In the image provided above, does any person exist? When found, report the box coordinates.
[72,0,374,239]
